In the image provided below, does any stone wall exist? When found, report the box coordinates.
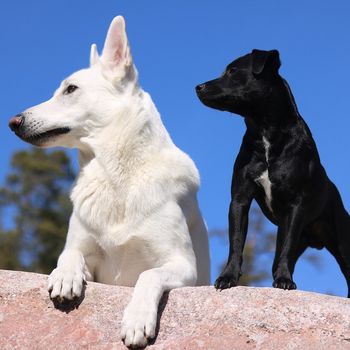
[1,270,349,349]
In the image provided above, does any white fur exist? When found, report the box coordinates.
[256,136,273,211]
[21,16,210,348]
[262,136,270,162]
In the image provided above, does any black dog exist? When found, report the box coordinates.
[196,49,350,297]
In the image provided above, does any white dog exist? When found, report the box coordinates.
[9,16,210,348]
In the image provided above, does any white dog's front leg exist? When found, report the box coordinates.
[48,213,95,301]
[121,259,196,348]
[48,249,88,301]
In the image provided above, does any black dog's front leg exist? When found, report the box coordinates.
[215,197,252,290]
[272,204,305,290]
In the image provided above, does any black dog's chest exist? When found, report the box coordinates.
[253,137,273,210]
[250,137,310,215]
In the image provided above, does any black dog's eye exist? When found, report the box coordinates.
[64,85,78,95]
[227,67,237,75]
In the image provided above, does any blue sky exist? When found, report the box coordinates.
[1,1,350,297]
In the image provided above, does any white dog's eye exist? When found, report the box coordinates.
[64,85,79,95]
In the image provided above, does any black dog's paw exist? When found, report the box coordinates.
[214,275,238,290]
[273,277,297,290]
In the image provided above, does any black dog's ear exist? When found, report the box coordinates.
[251,49,281,76]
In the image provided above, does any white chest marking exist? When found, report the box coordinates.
[262,136,270,162]
[256,136,273,211]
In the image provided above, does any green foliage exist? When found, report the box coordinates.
[0,229,21,270]
[0,148,75,274]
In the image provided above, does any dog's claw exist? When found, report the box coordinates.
[273,277,296,290]
[214,275,238,290]
[121,302,157,349]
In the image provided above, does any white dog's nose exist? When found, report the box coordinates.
[9,114,25,132]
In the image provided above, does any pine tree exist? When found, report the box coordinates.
[0,148,75,273]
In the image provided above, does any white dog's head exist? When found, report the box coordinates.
[9,16,138,149]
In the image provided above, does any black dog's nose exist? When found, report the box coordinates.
[196,84,206,93]
[9,114,25,132]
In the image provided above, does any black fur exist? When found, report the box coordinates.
[196,49,350,297]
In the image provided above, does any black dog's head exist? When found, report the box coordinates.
[196,49,282,117]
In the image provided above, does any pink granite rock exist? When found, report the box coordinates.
[0,269,350,349]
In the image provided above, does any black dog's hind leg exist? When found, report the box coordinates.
[327,191,350,297]
[215,196,253,290]
[272,204,305,290]
[324,184,350,297]
[337,242,350,297]
[327,244,350,298]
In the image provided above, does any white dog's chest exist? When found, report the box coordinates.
[72,163,161,286]
[255,137,273,211]
[94,242,154,286]
[72,162,127,232]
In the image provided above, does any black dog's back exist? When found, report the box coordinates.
[196,49,350,297]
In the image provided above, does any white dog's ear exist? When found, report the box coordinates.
[90,43,99,66]
[101,16,132,71]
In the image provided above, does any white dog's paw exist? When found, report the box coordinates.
[48,267,86,302]
[121,302,158,348]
